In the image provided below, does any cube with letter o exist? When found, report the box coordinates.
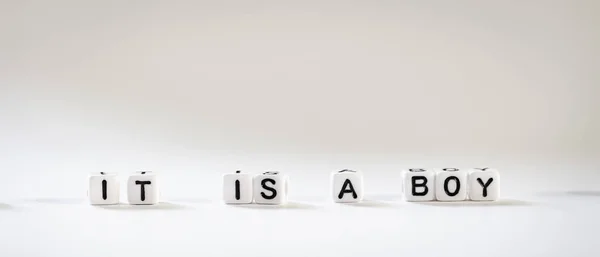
[435,168,468,201]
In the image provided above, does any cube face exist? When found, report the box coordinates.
[253,172,287,205]
[468,169,500,201]
[403,169,436,201]
[88,173,119,205]
[331,170,364,203]
[127,171,159,205]
[435,168,468,201]
[223,173,253,204]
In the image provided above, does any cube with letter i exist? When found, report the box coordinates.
[435,168,468,201]
[223,170,253,204]
[127,171,159,205]
[253,171,288,205]
[402,168,435,201]
[88,172,119,205]
[331,169,364,203]
[468,168,500,201]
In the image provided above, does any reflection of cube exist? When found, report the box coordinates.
[402,169,435,202]
[435,168,468,201]
[88,172,119,205]
[223,171,253,204]
[127,171,159,205]
[253,172,287,205]
[331,169,363,203]
[468,168,500,201]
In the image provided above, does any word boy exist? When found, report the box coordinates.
[401,168,500,202]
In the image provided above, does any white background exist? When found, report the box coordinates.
[0,1,599,256]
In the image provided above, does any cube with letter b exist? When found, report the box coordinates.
[88,172,119,205]
[127,171,159,205]
[435,168,468,201]
[468,168,500,201]
[331,169,363,203]
[253,171,288,205]
[223,170,253,204]
[402,168,435,201]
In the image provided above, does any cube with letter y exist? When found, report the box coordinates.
[468,168,500,201]
[127,171,159,205]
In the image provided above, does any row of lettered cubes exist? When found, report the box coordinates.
[88,168,499,205]
[224,168,499,204]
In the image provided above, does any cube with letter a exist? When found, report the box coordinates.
[331,169,364,203]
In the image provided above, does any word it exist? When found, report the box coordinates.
[88,171,158,205]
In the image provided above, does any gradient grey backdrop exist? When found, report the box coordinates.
[1,0,598,163]
[1,1,600,257]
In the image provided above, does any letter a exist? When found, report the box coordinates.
[338,179,358,199]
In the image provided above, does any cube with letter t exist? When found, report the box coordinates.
[402,168,435,201]
[331,169,363,203]
[127,171,159,205]
[253,171,288,205]
[88,172,119,205]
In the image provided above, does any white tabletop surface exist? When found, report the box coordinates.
[1,154,599,257]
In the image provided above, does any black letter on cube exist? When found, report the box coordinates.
[411,176,429,196]
[135,181,152,201]
[102,179,108,200]
[477,178,493,197]
[261,178,277,199]
[444,176,461,197]
[338,179,358,199]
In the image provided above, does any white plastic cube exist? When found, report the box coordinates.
[435,168,468,201]
[402,168,436,201]
[402,168,435,202]
[127,171,159,205]
[468,168,500,201]
[331,169,364,203]
[253,172,288,205]
[223,171,253,204]
[88,172,119,205]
